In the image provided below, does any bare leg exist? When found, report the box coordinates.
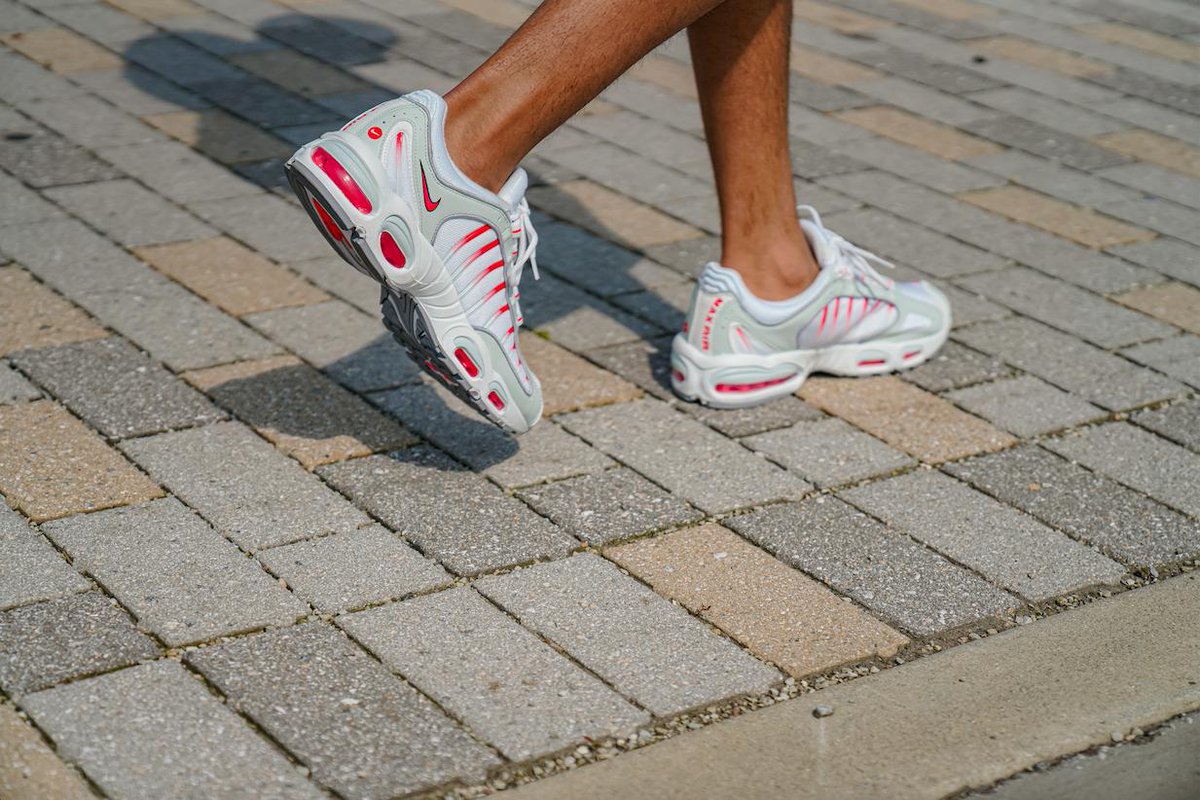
[689,0,819,299]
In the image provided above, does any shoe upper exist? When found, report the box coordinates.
[681,206,950,358]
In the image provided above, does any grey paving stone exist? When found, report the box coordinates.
[1097,197,1200,247]
[1088,69,1198,117]
[966,86,1126,139]
[43,498,308,646]
[643,237,721,278]
[0,53,85,104]
[371,382,613,489]
[70,66,210,116]
[559,398,810,514]
[546,142,711,208]
[257,525,451,613]
[476,554,781,717]
[0,501,89,611]
[188,192,331,263]
[569,111,710,174]
[944,445,1200,568]
[844,471,1125,603]
[788,138,868,179]
[0,122,121,188]
[520,274,663,351]
[852,76,987,127]
[193,76,330,128]
[946,375,1105,437]
[825,207,1006,279]
[1096,163,1200,211]
[44,179,213,247]
[0,591,158,695]
[96,140,261,205]
[818,170,1001,240]
[0,361,39,405]
[516,467,702,546]
[1133,398,1200,454]
[959,268,1174,349]
[744,418,916,489]
[1078,0,1200,36]
[245,299,420,392]
[903,341,1013,393]
[536,221,687,298]
[10,337,224,439]
[0,170,64,227]
[851,47,1002,94]
[1045,423,1200,518]
[187,622,497,799]
[318,448,576,576]
[22,661,325,800]
[683,394,826,438]
[968,150,1141,208]
[828,136,1005,194]
[3,219,280,371]
[20,95,162,150]
[959,114,1130,171]
[121,421,371,552]
[1086,95,1200,147]
[342,587,649,760]
[1108,239,1200,289]
[610,283,692,333]
[287,254,381,314]
[726,497,1018,636]
[41,3,156,46]
[955,317,1186,411]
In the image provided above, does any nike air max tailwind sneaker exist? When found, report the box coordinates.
[671,206,951,408]
[285,90,543,433]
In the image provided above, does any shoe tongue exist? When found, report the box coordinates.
[799,218,839,270]
[496,168,529,209]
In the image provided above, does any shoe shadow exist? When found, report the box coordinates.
[123,10,688,470]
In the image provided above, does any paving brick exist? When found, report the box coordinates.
[71,64,208,116]
[318,448,576,575]
[477,553,781,716]
[187,621,496,798]
[962,115,1130,171]
[1045,422,1200,518]
[546,143,712,210]
[528,180,704,249]
[1133,398,1200,454]
[121,421,371,551]
[22,661,325,799]
[833,106,1002,160]
[559,398,810,513]
[43,497,308,646]
[817,169,1003,240]
[944,444,1200,568]
[609,281,693,333]
[44,179,213,247]
[0,266,106,356]
[1107,239,1200,289]
[946,375,1105,437]
[1096,162,1200,211]
[0,500,89,611]
[958,186,1155,249]
[21,94,161,150]
[1077,0,1200,37]
[135,236,329,316]
[0,401,163,522]
[11,337,223,439]
[790,43,882,84]
[144,108,293,164]
[516,466,702,546]
[744,417,915,488]
[968,149,1141,208]
[0,591,158,695]
[342,587,648,760]
[828,135,1005,194]
[1076,22,1200,64]
[107,0,205,21]
[245,299,420,391]
[258,525,450,613]
[40,3,156,46]
[0,52,86,105]
[958,267,1173,347]
[520,273,663,351]
[536,221,688,298]
[726,497,1017,636]
[966,86,1126,138]
[799,376,1016,464]
[0,361,41,403]
[795,1,893,34]
[186,355,415,468]
[627,54,698,99]
[851,46,1002,94]
[902,340,1012,392]
[684,394,826,438]
[0,702,94,800]
[1113,282,1200,335]
[228,48,368,96]
[520,332,642,415]
[4,219,280,371]
[1,27,122,73]
[1093,129,1200,180]
[0,170,64,227]
[971,35,1112,77]
[1098,196,1200,247]
[851,75,985,126]
[96,140,259,207]
[1089,68,1197,117]
[608,524,908,677]
[955,317,1187,411]
[825,208,1004,278]
[189,190,333,263]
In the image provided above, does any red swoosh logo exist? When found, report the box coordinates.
[420,163,440,212]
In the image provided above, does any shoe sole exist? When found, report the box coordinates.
[284,132,531,434]
[670,321,951,409]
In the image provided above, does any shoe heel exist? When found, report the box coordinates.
[671,334,811,409]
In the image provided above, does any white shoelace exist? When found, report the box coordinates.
[508,198,539,324]
[798,205,895,290]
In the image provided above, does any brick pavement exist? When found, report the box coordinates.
[0,0,1197,796]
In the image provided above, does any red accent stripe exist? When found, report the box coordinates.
[487,390,505,410]
[379,231,406,268]
[451,225,493,257]
[454,348,479,377]
[487,304,510,325]
[903,350,921,360]
[483,282,506,303]
[311,147,372,213]
[672,369,685,383]
[312,200,343,242]
[858,358,886,367]
[465,260,505,292]
[715,375,792,393]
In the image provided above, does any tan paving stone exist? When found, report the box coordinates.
[833,107,1003,161]
[794,1,891,34]
[229,50,368,97]
[521,333,642,415]
[0,702,94,800]
[440,0,532,28]
[0,268,106,356]
[798,376,1016,464]
[1093,130,1200,180]
[958,186,1156,248]
[1,29,121,74]
[184,355,416,468]
[0,401,163,522]
[134,237,328,317]
[1075,23,1200,64]
[628,56,698,100]
[891,0,994,20]
[143,110,291,165]
[1113,283,1200,335]
[104,0,203,20]
[971,37,1113,78]
[528,180,704,249]
[790,45,881,85]
[607,524,908,678]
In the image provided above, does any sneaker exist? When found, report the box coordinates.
[285,90,543,434]
[671,206,950,407]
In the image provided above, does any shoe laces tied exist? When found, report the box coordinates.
[798,204,895,291]
[508,197,539,324]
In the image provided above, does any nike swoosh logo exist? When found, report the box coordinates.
[420,163,441,212]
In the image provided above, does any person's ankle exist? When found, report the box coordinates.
[722,228,821,301]
[443,87,512,194]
